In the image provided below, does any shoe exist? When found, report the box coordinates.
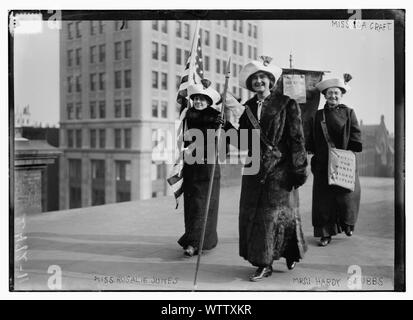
[345,226,353,237]
[249,266,273,282]
[319,236,331,247]
[286,258,296,270]
[184,246,198,257]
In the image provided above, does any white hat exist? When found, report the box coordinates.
[239,56,283,91]
[188,79,221,105]
[316,74,352,94]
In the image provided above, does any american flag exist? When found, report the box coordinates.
[167,22,204,208]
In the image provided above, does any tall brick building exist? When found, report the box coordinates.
[59,19,263,209]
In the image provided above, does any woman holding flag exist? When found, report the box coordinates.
[225,56,308,281]
[177,79,224,257]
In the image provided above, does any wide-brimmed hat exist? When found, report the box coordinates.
[188,79,221,106]
[239,56,283,91]
[316,74,352,94]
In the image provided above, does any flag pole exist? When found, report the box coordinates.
[193,56,232,291]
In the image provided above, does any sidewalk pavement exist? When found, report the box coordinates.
[13,175,395,291]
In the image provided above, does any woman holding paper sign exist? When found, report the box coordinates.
[308,74,362,247]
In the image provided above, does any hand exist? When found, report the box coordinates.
[214,115,225,128]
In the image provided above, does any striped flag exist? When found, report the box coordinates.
[167,21,204,209]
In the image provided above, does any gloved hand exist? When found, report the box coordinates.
[213,115,225,129]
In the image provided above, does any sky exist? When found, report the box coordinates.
[13,18,395,133]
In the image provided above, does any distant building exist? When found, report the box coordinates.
[21,127,60,212]
[59,19,263,209]
[357,115,394,177]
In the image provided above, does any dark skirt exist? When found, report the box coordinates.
[311,164,361,237]
[178,164,220,250]
[239,171,307,267]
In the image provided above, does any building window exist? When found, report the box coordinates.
[67,76,73,93]
[90,46,96,63]
[67,50,73,67]
[124,99,131,118]
[69,159,82,209]
[75,129,82,148]
[75,102,82,119]
[223,36,227,51]
[233,40,237,55]
[67,23,73,40]
[115,71,122,89]
[204,30,210,46]
[233,20,237,31]
[152,42,158,60]
[99,44,105,63]
[222,60,226,74]
[114,100,122,118]
[115,161,131,202]
[99,129,106,149]
[161,21,168,33]
[216,58,220,74]
[176,76,181,90]
[90,21,97,36]
[90,101,96,119]
[248,23,252,37]
[90,129,96,148]
[216,83,220,92]
[233,63,237,77]
[216,34,221,49]
[67,129,74,147]
[124,70,131,88]
[239,87,243,100]
[75,48,81,66]
[99,21,104,33]
[232,86,237,95]
[152,71,158,89]
[204,55,210,71]
[253,25,257,38]
[161,73,168,90]
[184,50,190,63]
[239,65,242,76]
[254,47,257,60]
[115,42,122,60]
[75,75,81,92]
[67,103,74,120]
[90,73,96,91]
[238,20,243,33]
[99,72,105,91]
[176,48,182,65]
[124,40,131,59]
[224,21,228,28]
[99,101,105,118]
[114,129,122,148]
[176,21,182,37]
[239,42,243,56]
[152,20,158,30]
[124,129,131,149]
[184,23,190,40]
[248,45,252,59]
[152,100,158,117]
[91,160,105,206]
[161,44,168,62]
[161,101,168,118]
[75,21,81,38]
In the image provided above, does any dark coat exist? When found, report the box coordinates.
[308,104,362,237]
[229,91,308,267]
[178,107,221,250]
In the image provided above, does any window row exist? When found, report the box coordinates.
[153,21,191,40]
[68,159,131,208]
[151,42,168,62]
[66,99,132,120]
[151,71,169,90]
[66,128,132,149]
[152,100,168,118]
[67,21,129,40]
[233,21,258,38]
